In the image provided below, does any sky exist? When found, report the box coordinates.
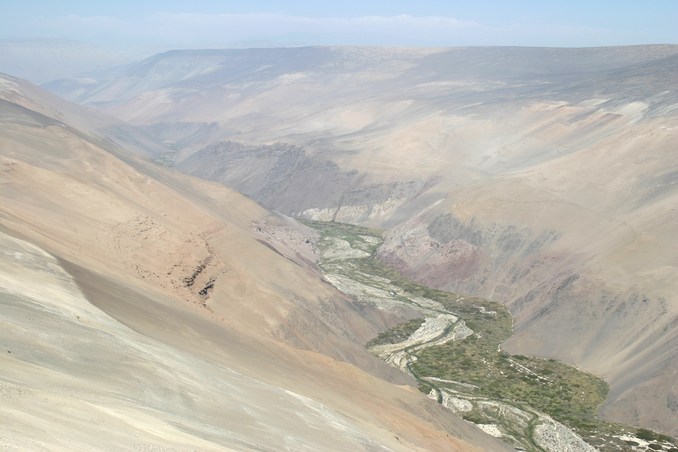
[1,0,677,54]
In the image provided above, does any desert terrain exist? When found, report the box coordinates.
[45,45,678,437]
[1,73,509,450]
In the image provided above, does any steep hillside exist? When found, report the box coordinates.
[46,45,678,436]
[0,74,507,450]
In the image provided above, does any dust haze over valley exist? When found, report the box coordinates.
[2,3,678,451]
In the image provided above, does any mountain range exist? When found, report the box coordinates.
[45,45,678,437]
[1,43,677,448]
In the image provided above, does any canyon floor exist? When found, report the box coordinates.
[306,220,678,452]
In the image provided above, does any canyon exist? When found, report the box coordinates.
[1,43,677,449]
[46,45,678,437]
[0,73,505,450]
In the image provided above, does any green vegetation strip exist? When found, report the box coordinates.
[366,318,425,348]
[304,220,677,452]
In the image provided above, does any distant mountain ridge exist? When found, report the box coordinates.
[47,45,678,107]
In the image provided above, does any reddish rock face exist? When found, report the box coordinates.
[379,232,482,288]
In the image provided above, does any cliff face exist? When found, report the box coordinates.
[44,45,678,435]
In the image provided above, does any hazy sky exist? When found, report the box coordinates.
[2,0,677,52]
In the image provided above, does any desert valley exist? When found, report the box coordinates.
[1,31,678,452]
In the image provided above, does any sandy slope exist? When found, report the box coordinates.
[0,76,507,450]
[1,230,498,451]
